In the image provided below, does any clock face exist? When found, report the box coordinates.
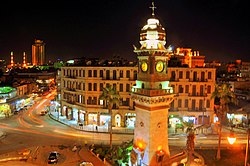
[156,61,164,72]
[141,62,148,72]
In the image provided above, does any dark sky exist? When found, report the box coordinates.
[0,0,249,64]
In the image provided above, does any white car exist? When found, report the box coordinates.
[79,161,94,166]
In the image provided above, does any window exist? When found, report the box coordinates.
[185,85,189,93]
[100,83,103,91]
[208,72,212,79]
[186,71,190,79]
[94,70,97,77]
[178,85,183,93]
[88,70,92,77]
[192,85,196,96]
[179,71,183,79]
[119,84,123,92]
[113,70,117,80]
[83,83,85,91]
[126,84,130,92]
[200,85,204,96]
[75,70,78,77]
[191,99,196,110]
[185,99,188,107]
[207,85,211,93]
[201,72,205,81]
[199,99,203,110]
[87,97,92,104]
[133,71,137,80]
[82,70,85,77]
[106,70,110,80]
[193,72,198,81]
[126,70,130,78]
[94,83,97,91]
[113,84,116,90]
[178,99,182,107]
[120,70,123,78]
[88,83,92,91]
[79,70,82,77]
[93,97,97,105]
[206,99,210,108]
[171,71,176,80]
[100,70,103,77]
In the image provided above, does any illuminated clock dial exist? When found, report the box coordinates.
[141,62,148,72]
[156,61,164,72]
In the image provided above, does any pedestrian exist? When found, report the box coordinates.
[96,125,98,131]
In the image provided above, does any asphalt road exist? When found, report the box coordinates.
[0,91,248,165]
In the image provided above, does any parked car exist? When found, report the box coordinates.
[48,151,59,164]
[79,161,94,166]
[40,110,47,116]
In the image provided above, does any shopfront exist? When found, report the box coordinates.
[168,115,182,128]
[227,113,248,127]
[125,113,136,128]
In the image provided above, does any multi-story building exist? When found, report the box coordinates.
[32,39,46,66]
[59,58,216,128]
[60,64,138,127]
[168,67,216,126]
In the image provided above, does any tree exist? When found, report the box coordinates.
[211,83,236,160]
[99,85,120,149]
[183,121,196,166]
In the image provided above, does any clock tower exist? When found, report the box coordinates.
[130,2,175,166]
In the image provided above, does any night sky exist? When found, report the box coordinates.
[0,0,249,64]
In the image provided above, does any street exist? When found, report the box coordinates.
[0,91,249,165]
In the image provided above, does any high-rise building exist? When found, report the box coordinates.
[22,52,27,68]
[32,39,45,66]
[10,51,14,67]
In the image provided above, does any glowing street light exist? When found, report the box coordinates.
[227,132,236,145]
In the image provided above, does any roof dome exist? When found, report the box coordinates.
[139,16,166,50]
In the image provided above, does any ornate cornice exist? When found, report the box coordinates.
[131,93,175,105]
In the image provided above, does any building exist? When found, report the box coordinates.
[32,39,46,66]
[174,47,205,68]
[60,64,137,127]
[168,67,216,126]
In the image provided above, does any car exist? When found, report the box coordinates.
[79,161,94,166]
[48,151,59,164]
[40,110,47,116]
[14,110,19,115]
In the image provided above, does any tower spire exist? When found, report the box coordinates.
[149,1,156,16]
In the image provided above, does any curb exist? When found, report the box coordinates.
[0,156,28,162]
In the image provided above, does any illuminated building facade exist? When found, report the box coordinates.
[22,52,27,68]
[60,65,137,127]
[10,51,14,67]
[32,39,45,66]
[168,67,216,126]
[174,47,205,68]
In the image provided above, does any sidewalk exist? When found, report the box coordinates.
[49,111,134,135]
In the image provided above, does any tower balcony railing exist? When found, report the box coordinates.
[132,87,172,97]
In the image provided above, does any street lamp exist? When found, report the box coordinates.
[245,128,249,166]
[227,129,249,166]
[227,131,236,145]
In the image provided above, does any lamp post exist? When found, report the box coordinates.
[227,131,236,145]
[227,128,249,166]
[245,126,249,166]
